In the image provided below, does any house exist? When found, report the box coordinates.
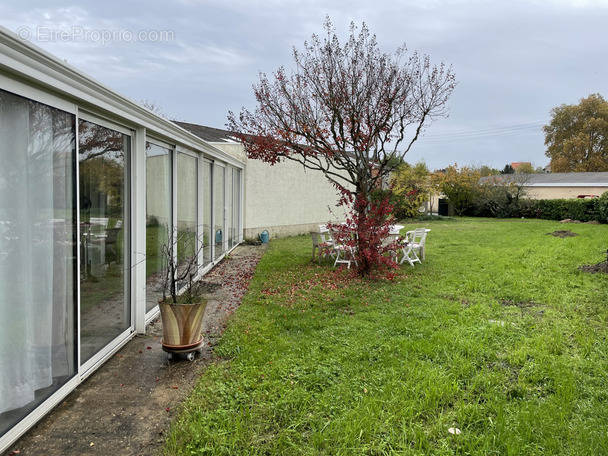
[174,122,345,239]
[0,24,349,451]
[487,172,608,199]
[0,27,250,452]
[521,172,608,199]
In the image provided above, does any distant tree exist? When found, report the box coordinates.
[544,93,608,172]
[514,162,535,174]
[390,161,431,218]
[501,164,515,174]
[479,165,500,177]
[228,18,456,276]
[432,164,481,216]
[139,99,168,119]
[477,174,529,217]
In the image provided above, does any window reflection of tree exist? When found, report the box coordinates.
[78,119,129,364]
[78,121,126,222]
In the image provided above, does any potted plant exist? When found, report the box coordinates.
[158,225,207,359]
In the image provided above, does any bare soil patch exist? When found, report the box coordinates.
[579,262,608,274]
[548,230,578,238]
[5,244,266,456]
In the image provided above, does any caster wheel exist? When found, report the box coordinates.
[167,353,173,360]
[187,352,195,362]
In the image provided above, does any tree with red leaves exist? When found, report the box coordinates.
[228,18,456,276]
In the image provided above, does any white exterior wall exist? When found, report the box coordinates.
[243,158,347,239]
[526,185,608,199]
[211,142,350,239]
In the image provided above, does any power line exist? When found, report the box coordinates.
[418,120,547,144]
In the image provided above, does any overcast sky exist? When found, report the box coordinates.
[2,0,607,170]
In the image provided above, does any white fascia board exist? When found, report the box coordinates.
[0,26,243,169]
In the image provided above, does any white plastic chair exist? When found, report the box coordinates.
[398,239,421,266]
[330,228,357,269]
[89,217,109,229]
[406,228,430,261]
[318,224,334,245]
[381,231,401,263]
[310,231,331,263]
[318,224,336,260]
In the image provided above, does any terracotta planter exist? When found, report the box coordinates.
[159,300,206,348]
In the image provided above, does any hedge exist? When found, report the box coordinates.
[467,191,608,223]
[532,198,599,222]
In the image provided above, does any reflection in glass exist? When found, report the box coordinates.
[226,167,233,248]
[177,154,198,277]
[202,161,212,267]
[78,119,129,364]
[214,164,224,261]
[0,90,76,436]
[232,168,241,248]
[145,143,172,312]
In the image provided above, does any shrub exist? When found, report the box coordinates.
[597,191,608,223]
[534,198,597,222]
[468,194,605,223]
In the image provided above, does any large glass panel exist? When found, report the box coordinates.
[0,90,76,436]
[145,143,171,312]
[213,164,225,261]
[202,161,212,267]
[79,119,129,363]
[232,168,241,248]
[177,154,198,281]
[226,167,233,249]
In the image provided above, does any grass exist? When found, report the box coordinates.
[163,218,608,455]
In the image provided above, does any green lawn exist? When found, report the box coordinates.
[163,218,608,455]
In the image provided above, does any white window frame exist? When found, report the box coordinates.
[76,110,134,378]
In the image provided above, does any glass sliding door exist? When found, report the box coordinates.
[226,167,233,249]
[232,168,241,248]
[0,90,76,436]
[145,143,172,312]
[225,167,242,250]
[78,119,130,364]
[213,163,225,261]
[177,153,198,283]
[202,160,212,267]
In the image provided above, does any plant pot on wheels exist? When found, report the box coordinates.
[159,300,206,361]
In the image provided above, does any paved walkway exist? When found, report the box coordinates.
[5,244,266,456]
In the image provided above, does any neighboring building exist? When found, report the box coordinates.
[175,122,345,239]
[486,172,608,199]
[430,172,608,215]
[523,172,608,198]
[0,27,245,452]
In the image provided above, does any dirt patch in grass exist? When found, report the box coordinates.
[547,230,607,274]
[579,262,608,274]
[500,299,545,317]
[548,230,578,238]
[500,299,539,308]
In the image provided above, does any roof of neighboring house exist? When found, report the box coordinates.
[174,121,237,143]
[523,172,608,186]
[482,172,608,187]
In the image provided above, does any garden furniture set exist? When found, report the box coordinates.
[311,224,430,268]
